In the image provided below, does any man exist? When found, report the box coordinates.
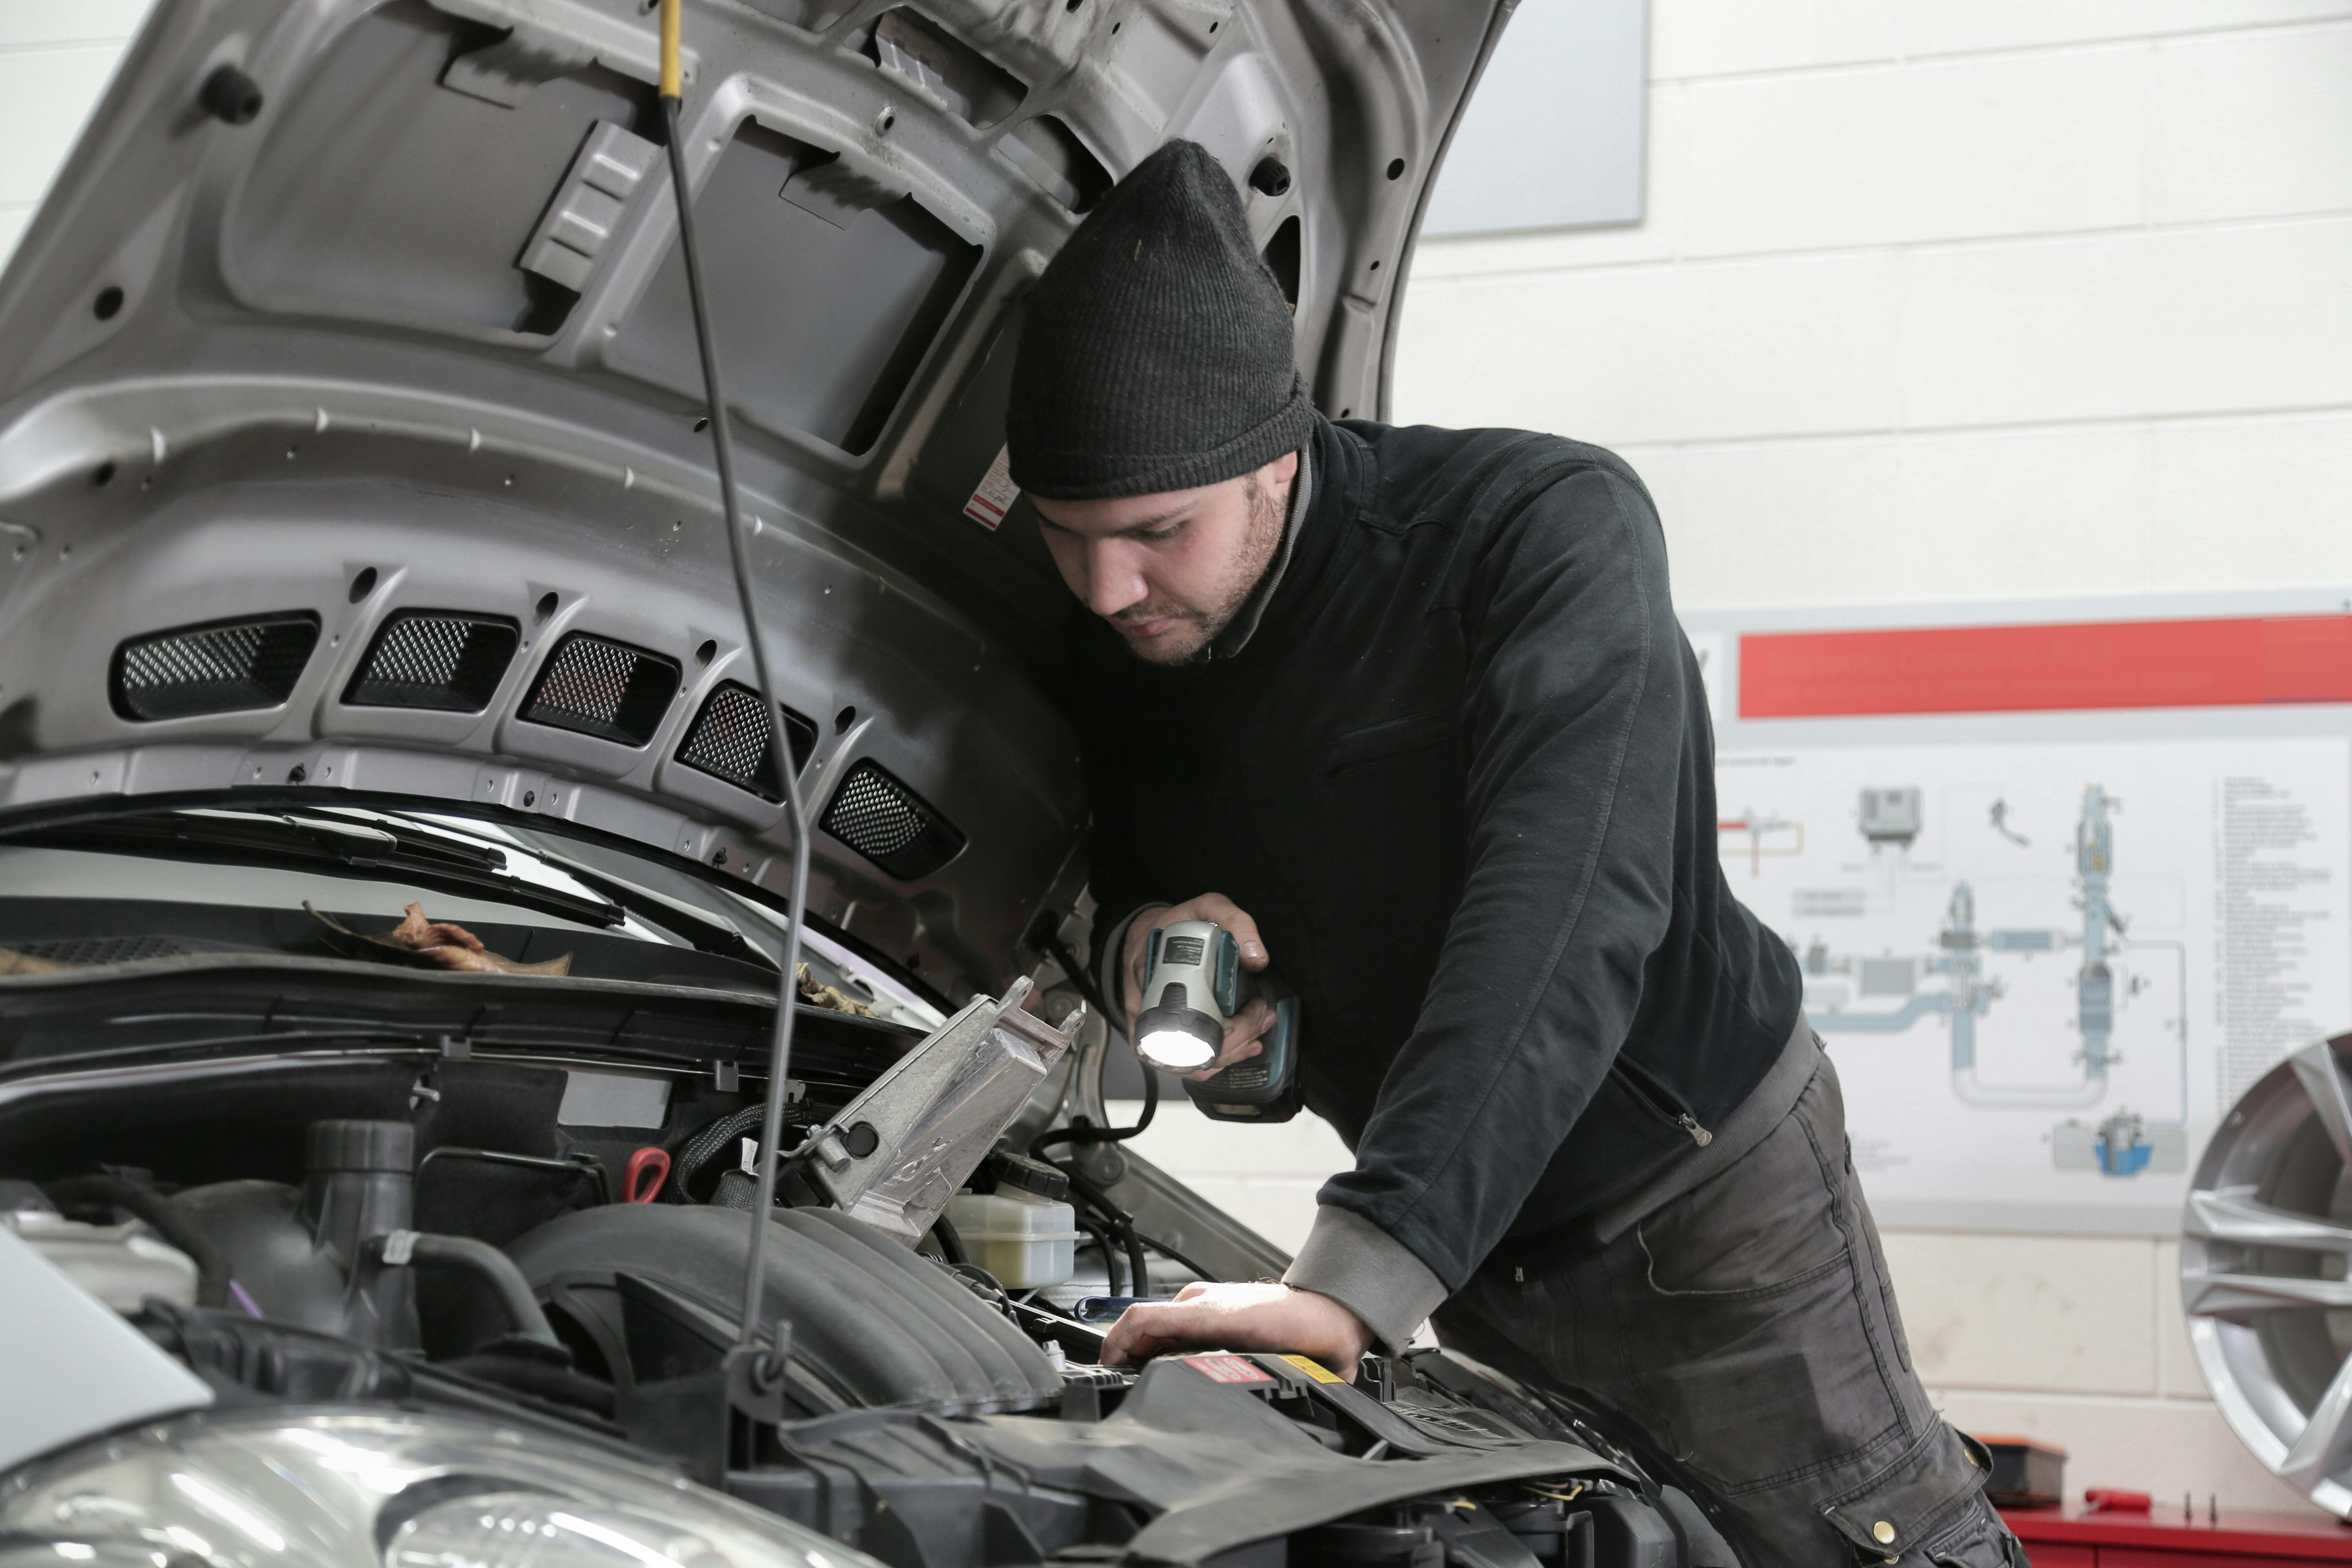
[1006,141,2017,1568]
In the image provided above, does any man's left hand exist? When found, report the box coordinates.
[1098,1281,1372,1372]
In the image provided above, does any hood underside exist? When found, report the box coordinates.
[0,0,1509,999]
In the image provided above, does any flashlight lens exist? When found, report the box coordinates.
[1138,1030,1215,1070]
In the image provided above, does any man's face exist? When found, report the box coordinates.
[1032,450,1298,666]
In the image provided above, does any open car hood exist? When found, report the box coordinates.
[0,0,1511,1001]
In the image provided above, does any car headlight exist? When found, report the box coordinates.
[0,1410,876,1568]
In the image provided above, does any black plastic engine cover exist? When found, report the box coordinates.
[500,1204,1061,1416]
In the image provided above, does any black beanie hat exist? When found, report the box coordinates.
[1005,139,1312,501]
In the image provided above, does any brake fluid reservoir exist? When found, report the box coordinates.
[945,1189,1079,1290]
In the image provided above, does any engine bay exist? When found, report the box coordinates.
[0,949,1738,1568]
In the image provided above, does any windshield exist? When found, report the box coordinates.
[0,798,942,1031]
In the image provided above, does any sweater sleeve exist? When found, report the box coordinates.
[1313,464,1688,1292]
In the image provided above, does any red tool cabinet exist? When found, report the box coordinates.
[2002,1504,2352,1566]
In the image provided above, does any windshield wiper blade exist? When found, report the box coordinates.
[9,812,626,929]
[519,856,781,972]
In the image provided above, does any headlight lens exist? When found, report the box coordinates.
[0,1411,873,1568]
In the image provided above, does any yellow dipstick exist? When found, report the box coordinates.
[659,0,683,101]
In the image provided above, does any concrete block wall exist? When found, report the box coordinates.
[5,0,2345,1521]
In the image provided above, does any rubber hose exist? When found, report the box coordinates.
[374,1231,559,1347]
[1033,1066,1159,1153]
[45,1173,229,1309]
[1058,1161,1153,1295]
[1076,1216,1121,1296]
[930,1212,969,1266]
[1039,927,1117,1036]
[1126,1224,1152,1299]
[1130,1229,1218,1283]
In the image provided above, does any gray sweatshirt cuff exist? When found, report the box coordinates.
[1282,1204,1449,1356]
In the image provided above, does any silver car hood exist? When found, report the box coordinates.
[0,0,1509,999]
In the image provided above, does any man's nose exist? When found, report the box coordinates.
[1085,541,1149,618]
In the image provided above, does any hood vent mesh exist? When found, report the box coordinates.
[110,613,320,722]
[820,758,965,880]
[344,610,520,712]
[13,934,190,965]
[521,632,681,746]
[677,681,819,800]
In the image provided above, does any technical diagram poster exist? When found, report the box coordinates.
[1715,735,2352,1231]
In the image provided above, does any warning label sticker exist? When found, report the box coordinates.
[1280,1354,1345,1384]
[962,445,1019,530]
[1182,1354,1274,1385]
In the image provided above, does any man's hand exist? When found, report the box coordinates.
[1098,1281,1373,1372]
[1121,894,1276,1081]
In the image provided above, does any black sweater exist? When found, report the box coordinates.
[1074,415,1802,1291]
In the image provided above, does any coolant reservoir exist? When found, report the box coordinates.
[945,1188,1079,1290]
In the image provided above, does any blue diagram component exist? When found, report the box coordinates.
[2054,1109,2187,1176]
[2101,1131,2152,1176]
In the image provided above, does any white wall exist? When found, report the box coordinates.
[0,4,152,261]
[7,0,2345,1521]
[1379,0,2352,1518]
[1395,0,2352,617]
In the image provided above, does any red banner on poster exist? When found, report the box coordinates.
[1737,615,2352,719]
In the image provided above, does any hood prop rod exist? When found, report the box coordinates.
[661,0,812,1365]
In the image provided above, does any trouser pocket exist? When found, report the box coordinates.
[1922,1495,2027,1568]
[1821,1425,2006,1565]
[1618,1078,1907,1492]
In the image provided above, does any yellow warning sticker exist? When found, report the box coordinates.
[1280,1354,1344,1384]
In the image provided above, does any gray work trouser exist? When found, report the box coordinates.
[1434,1049,2021,1568]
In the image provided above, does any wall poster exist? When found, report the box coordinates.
[1689,596,2352,1234]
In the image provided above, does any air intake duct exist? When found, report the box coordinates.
[109,612,320,722]
[820,758,965,880]
[676,680,818,800]
[343,610,519,712]
[520,632,680,746]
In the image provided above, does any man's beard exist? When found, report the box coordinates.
[1110,475,1285,667]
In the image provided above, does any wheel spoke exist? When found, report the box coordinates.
[2183,1270,2352,1317]
[2185,1190,2352,1251]
[2290,1040,2352,1172]
[2283,1355,2352,1493]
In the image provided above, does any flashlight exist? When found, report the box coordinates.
[1131,918,1303,1122]
[1134,918,1232,1070]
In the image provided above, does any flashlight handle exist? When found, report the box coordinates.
[1184,976,1301,1122]
[1141,919,1241,1017]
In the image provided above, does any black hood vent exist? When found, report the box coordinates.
[109,613,320,722]
[677,681,819,800]
[344,610,519,712]
[821,758,965,880]
[520,632,681,746]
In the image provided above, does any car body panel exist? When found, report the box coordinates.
[0,0,1512,1001]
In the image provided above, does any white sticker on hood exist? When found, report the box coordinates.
[963,445,1019,530]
